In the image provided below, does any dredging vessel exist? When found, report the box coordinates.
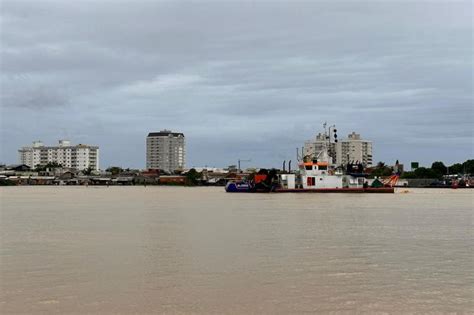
[225,125,396,194]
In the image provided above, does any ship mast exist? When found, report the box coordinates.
[297,123,338,164]
[317,122,337,165]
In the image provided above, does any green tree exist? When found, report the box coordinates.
[82,167,94,175]
[431,161,447,176]
[414,167,441,179]
[34,162,62,172]
[106,166,123,176]
[448,163,463,175]
[400,171,416,179]
[370,161,392,177]
[462,159,474,174]
[185,168,201,186]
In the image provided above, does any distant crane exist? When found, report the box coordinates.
[238,159,251,173]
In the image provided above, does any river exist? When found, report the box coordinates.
[0,187,472,314]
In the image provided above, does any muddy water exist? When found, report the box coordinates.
[1,187,472,314]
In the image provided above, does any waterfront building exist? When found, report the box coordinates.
[335,132,373,167]
[146,130,185,173]
[18,140,99,170]
[304,133,336,163]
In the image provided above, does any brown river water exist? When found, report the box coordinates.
[0,187,472,314]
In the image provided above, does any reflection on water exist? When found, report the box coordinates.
[1,187,472,313]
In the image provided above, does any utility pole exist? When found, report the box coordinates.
[238,159,251,173]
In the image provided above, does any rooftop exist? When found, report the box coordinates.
[148,130,184,137]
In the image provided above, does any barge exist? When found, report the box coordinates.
[225,124,396,194]
[225,183,394,193]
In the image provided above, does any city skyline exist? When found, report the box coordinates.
[1,1,472,168]
[9,126,470,170]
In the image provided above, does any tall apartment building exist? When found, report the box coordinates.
[18,140,99,170]
[335,132,373,167]
[146,130,185,173]
[304,133,336,163]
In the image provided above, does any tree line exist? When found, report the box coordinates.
[370,160,474,179]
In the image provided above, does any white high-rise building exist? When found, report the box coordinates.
[18,140,99,170]
[335,132,373,167]
[146,130,185,173]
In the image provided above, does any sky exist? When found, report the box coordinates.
[0,0,472,169]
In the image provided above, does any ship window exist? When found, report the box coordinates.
[307,177,316,186]
[319,165,327,170]
[305,165,312,170]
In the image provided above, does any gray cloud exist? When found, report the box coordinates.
[0,0,472,168]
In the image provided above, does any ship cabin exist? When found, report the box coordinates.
[295,161,366,190]
[298,161,343,189]
[300,161,330,176]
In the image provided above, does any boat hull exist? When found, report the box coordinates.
[225,183,394,193]
[273,187,394,193]
[225,182,252,192]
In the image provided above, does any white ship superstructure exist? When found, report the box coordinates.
[226,124,394,193]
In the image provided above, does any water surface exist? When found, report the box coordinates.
[1,187,472,314]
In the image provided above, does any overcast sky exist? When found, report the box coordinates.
[1,0,472,169]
